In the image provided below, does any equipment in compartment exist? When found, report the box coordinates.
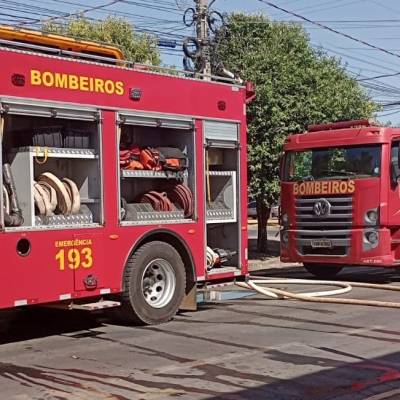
[10,125,92,150]
[63,128,90,149]
[121,183,193,221]
[2,164,24,227]
[2,184,9,214]
[206,246,237,270]
[156,147,189,172]
[120,146,142,170]
[166,183,193,217]
[3,112,101,228]
[140,191,176,211]
[120,144,189,176]
[119,121,195,224]
[33,126,63,148]
[34,172,81,217]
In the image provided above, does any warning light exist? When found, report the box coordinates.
[218,100,226,111]
[129,88,142,101]
[12,74,25,86]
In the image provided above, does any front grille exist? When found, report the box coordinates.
[295,196,353,256]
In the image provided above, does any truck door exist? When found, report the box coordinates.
[73,232,106,291]
[388,140,400,226]
[0,113,3,232]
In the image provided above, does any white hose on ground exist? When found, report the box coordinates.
[236,276,400,309]
[237,279,352,298]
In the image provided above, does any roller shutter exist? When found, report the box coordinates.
[119,112,193,130]
[0,98,99,121]
[204,121,238,142]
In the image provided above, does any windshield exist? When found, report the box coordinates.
[284,145,381,181]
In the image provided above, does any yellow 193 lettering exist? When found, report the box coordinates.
[55,247,94,271]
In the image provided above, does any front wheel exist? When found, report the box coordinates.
[119,241,186,325]
[303,263,343,279]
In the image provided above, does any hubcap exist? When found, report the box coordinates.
[141,259,176,308]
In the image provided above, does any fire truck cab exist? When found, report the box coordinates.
[0,27,251,324]
[281,119,400,278]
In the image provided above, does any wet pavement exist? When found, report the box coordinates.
[1,265,400,399]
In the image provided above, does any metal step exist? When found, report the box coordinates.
[71,301,121,311]
[198,290,255,302]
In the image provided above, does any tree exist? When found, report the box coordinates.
[214,14,378,253]
[43,16,160,65]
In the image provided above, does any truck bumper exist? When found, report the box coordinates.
[280,227,397,267]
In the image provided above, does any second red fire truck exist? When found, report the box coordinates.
[281,119,400,278]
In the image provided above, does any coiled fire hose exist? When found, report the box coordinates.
[236,277,400,309]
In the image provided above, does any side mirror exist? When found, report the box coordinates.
[390,160,400,186]
[279,153,285,181]
[398,143,400,169]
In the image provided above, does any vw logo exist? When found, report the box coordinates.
[313,199,331,217]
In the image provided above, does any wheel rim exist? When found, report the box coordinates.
[141,259,176,309]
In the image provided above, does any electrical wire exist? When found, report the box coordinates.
[256,0,400,62]
[359,72,400,81]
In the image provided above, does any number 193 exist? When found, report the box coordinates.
[55,247,93,271]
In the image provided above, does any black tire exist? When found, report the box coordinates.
[183,7,196,27]
[303,263,343,279]
[207,10,225,33]
[119,241,186,325]
[182,37,201,59]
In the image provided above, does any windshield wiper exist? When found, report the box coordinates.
[292,175,314,182]
[322,169,356,178]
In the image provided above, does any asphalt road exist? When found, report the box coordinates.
[2,265,400,399]
[248,221,279,240]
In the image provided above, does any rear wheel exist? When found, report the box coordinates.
[119,241,186,325]
[303,263,343,279]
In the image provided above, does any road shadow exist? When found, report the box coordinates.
[0,308,106,345]
[202,349,400,400]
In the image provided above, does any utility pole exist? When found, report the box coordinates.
[195,0,211,80]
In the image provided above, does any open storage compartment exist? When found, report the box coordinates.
[1,100,102,230]
[118,113,195,225]
[204,121,241,273]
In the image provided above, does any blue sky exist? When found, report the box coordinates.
[7,0,400,124]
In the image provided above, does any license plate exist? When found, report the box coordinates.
[311,239,332,248]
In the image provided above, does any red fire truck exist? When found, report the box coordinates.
[0,27,253,325]
[280,119,400,278]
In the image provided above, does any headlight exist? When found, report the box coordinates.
[281,213,289,227]
[365,209,379,225]
[366,230,379,245]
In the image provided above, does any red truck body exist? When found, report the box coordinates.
[0,42,249,317]
[281,120,400,271]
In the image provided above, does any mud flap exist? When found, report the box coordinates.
[179,283,197,311]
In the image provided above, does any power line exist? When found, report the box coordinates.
[17,0,123,26]
[256,0,400,62]
[358,72,400,81]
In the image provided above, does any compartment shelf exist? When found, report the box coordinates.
[207,170,236,176]
[122,202,185,223]
[14,146,98,159]
[121,169,186,179]
[206,207,235,223]
[35,212,93,226]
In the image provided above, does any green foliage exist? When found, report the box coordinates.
[215,14,379,205]
[43,16,160,65]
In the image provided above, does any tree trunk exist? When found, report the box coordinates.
[256,198,271,254]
